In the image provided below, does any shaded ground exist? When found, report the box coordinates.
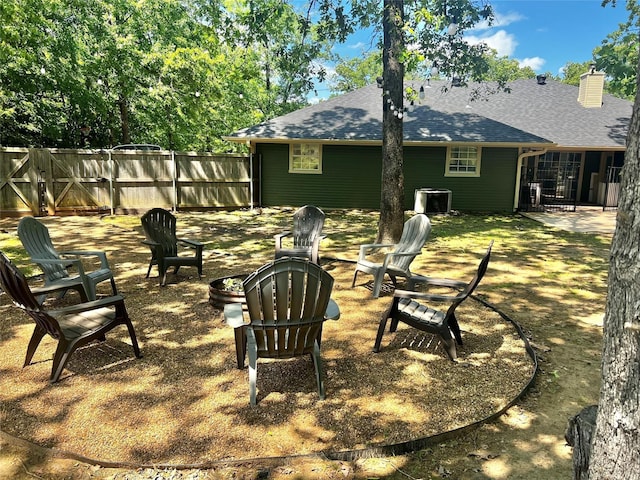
[0,209,610,479]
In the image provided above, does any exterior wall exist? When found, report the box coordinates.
[404,146,519,212]
[257,143,519,212]
[258,143,382,209]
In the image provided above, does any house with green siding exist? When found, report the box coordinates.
[225,70,631,213]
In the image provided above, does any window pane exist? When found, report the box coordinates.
[449,146,478,173]
[290,143,321,173]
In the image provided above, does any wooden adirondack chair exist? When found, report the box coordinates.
[352,213,432,298]
[224,257,340,405]
[274,205,326,264]
[140,208,204,286]
[17,216,117,302]
[373,241,493,361]
[0,251,141,383]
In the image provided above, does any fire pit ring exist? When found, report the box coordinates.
[209,274,248,309]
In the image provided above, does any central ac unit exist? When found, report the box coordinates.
[414,188,452,214]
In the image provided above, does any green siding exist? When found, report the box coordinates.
[257,143,518,212]
[404,146,519,212]
[258,143,382,209]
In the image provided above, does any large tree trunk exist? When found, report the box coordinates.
[587,45,640,479]
[377,0,405,244]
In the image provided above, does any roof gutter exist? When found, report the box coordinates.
[513,148,549,211]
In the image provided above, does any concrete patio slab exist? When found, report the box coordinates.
[522,207,617,234]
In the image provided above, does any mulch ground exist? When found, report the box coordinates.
[0,213,533,467]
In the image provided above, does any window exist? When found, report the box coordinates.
[290,143,322,174]
[446,146,481,177]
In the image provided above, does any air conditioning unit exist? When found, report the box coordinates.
[414,188,452,214]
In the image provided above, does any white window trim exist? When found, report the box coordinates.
[445,145,482,177]
[289,143,323,174]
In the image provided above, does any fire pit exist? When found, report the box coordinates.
[209,274,248,309]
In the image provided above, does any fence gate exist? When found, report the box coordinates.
[519,152,580,212]
[602,165,621,211]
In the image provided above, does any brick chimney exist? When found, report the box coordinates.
[578,66,605,108]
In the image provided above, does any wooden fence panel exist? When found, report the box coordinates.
[0,148,38,215]
[176,153,251,207]
[0,147,252,216]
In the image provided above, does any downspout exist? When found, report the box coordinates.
[513,148,548,211]
[249,145,254,210]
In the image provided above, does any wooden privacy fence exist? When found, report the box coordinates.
[0,148,256,216]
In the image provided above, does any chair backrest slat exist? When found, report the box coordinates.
[0,251,62,339]
[141,208,179,256]
[390,214,432,271]
[18,217,69,280]
[445,241,494,316]
[243,258,333,358]
[292,205,325,249]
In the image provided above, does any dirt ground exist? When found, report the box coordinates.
[0,210,609,479]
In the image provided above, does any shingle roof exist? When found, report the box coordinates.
[227,78,632,149]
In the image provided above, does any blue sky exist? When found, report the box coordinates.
[314,0,630,99]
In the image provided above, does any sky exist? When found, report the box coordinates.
[313,0,630,100]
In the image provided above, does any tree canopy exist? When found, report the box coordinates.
[0,0,327,150]
[1,0,637,152]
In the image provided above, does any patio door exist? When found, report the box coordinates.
[518,152,581,212]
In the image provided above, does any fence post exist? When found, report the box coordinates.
[172,150,177,212]
[108,150,115,215]
[249,152,254,210]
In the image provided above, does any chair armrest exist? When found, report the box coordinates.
[60,250,110,268]
[31,257,86,275]
[408,275,468,290]
[358,243,395,260]
[312,234,327,246]
[224,303,247,329]
[49,294,126,315]
[385,250,422,259]
[31,281,82,297]
[178,238,203,249]
[324,299,340,320]
[393,288,465,303]
[274,231,292,249]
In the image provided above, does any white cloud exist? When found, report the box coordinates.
[349,41,367,50]
[492,11,526,29]
[470,11,525,31]
[466,30,518,57]
[518,57,546,71]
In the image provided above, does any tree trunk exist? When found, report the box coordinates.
[587,44,640,478]
[377,0,405,244]
[566,405,598,480]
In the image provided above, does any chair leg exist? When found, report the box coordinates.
[109,276,118,295]
[371,269,385,298]
[50,339,73,383]
[373,298,398,353]
[448,313,463,345]
[440,331,458,361]
[146,262,153,278]
[248,337,258,406]
[125,320,142,358]
[311,342,325,400]
[234,327,247,369]
[351,269,359,288]
[24,325,47,367]
[373,313,390,353]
